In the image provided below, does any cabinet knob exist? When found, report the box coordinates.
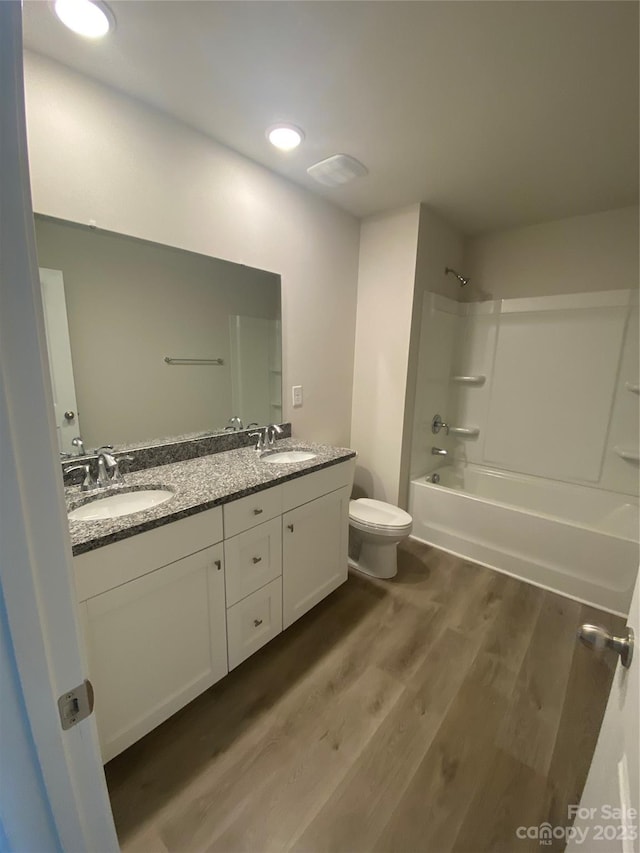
[287,524,294,532]
[253,508,263,515]
[253,618,263,627]
[214,560,222,571]
[252,556,262,564]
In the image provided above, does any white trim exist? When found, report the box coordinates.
[499,288,631,314]
[0,6,118,850]
[426,291,463,316]
[408,536,627,618]
[461,299,500,316]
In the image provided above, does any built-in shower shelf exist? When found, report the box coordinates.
[449,426,480,438]
[614,447,640,463]
[625,381,639,394]
[451,375,486,386]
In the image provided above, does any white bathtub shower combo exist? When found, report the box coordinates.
[408,289,639,615]
[411,465,638,614]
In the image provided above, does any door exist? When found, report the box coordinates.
[39,267,82,454]
[282,486,350,629]
[567,567,639,852]
[1,4,118,848]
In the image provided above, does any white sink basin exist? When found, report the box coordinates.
[260,449,317,464]
[69,489,174,521]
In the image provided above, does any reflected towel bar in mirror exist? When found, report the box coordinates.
[164,357,224,365]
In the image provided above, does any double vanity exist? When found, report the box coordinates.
[66,437,356,763]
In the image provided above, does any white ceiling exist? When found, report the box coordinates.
[22,1,639,235]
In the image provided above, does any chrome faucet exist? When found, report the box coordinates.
[95,448,134,487]
[266,423,283,448]
[431,447,448,456]
[226,416,244,432]
[96,447,118,488]
[71,436,86,455]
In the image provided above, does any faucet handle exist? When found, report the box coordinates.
[111,455,134,485]
[248,431,265,451]
[266,423,284,447]
[64,463,97,492]
[431,414,449,435]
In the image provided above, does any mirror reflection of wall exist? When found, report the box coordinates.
[34,215,282,451]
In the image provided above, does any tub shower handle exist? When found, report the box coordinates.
[431,414,449,435]
[578,624,634,669]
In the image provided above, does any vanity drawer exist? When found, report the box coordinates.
[224,517,282,607]
[74,506,223,601]
[281,459,355,512]
[223,485,282,538]
[227,577,282,670]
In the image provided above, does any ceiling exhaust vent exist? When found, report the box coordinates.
[307,154,368,187]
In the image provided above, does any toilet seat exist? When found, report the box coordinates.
[349,498,413,534]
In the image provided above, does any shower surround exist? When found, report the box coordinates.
[409,288,639,614]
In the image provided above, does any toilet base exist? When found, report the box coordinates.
[348,539,399,579]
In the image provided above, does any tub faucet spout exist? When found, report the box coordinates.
[431,447,448,456]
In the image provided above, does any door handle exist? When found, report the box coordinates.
[578,624,634,668]
[252,556,262,564]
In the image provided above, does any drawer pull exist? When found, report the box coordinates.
[253,618,263,627]
[287,524,294,532]
[252,556,262,564]
[214,560,222,571]
[253,508,263,516]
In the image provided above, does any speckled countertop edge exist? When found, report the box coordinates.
[67,439,356,556]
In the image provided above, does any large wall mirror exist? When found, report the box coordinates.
[34,215,282,453]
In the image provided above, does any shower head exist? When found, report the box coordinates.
[445,267,470,287]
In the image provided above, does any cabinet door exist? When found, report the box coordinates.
[84,543,227,762]
[282,486,350,629]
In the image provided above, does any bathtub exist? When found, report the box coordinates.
[409,464,639,615]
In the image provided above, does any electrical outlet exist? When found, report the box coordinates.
[292,385,303,407]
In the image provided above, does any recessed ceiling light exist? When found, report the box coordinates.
[53,0,114,39]
[267,124,304,152]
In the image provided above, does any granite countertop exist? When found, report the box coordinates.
[67,439,356,556]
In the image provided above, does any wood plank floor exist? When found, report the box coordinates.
[105,539,625,853]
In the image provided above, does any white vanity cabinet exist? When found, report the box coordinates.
[74,506,227,763]
[73,456,355,763]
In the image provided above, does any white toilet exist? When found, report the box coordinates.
[348,498,413,579]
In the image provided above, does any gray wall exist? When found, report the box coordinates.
[463,206,639,301]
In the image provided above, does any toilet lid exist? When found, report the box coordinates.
[349,498,412,529]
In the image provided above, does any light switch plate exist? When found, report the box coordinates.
[292,385,303,407]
